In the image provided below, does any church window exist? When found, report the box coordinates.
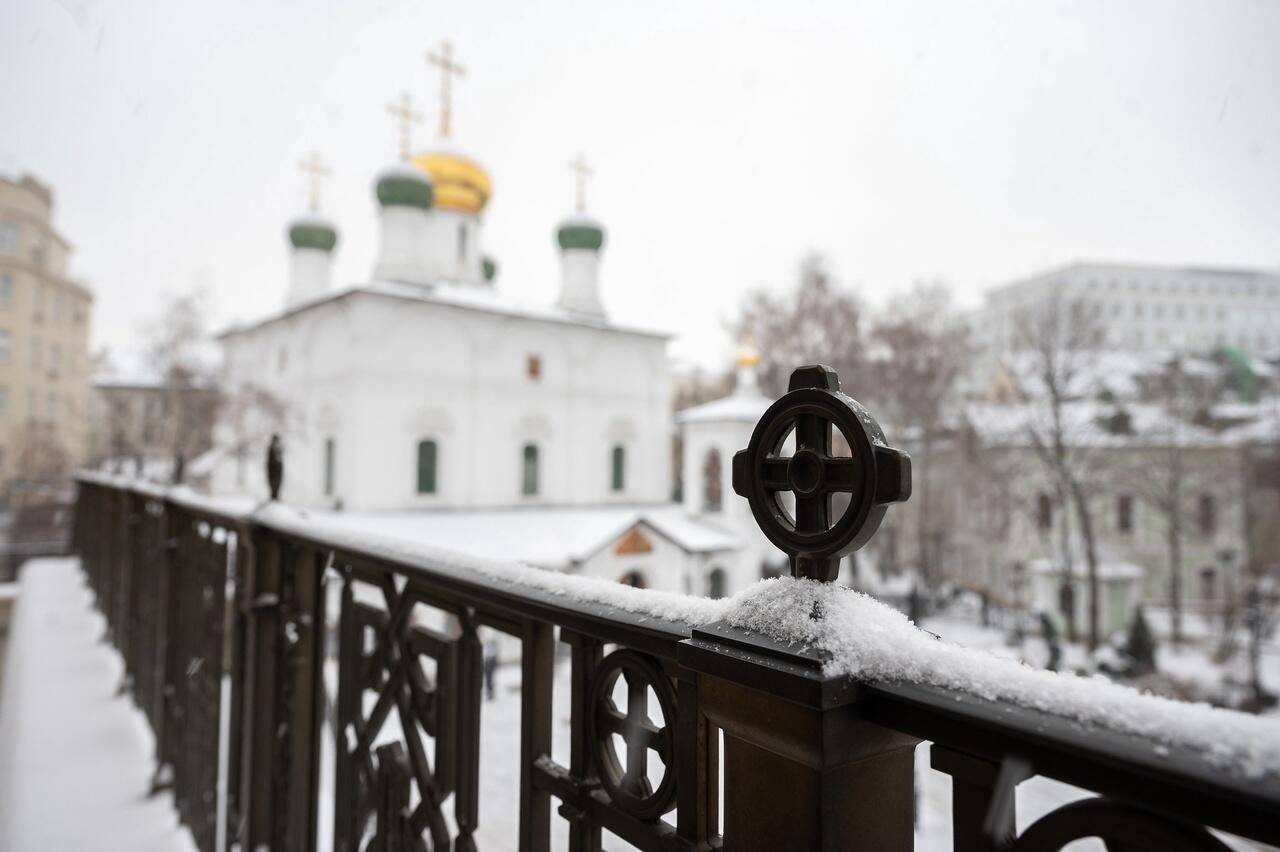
[703,449,722,512]
[526,355,541,380]
[611,445,625,492]
[0,223,16,251]
[324,438,336,496]
[1035,493,1052,531]
[707,567,727,599]
[457,222,468,263]
[0,331,10,361]
[0,274,12,306]
[522,443,539,496]
[416,440,438,494]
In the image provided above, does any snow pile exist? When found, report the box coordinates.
[0,559,197,852]
[721,578,1280,779]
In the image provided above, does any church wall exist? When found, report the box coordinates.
[214,291,672,512]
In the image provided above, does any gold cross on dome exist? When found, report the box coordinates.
[297,151,331,211]
[426,40,466,138]
[568,153,593,212]
[386,92,423,160]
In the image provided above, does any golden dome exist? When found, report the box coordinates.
[736,331,761,367]
[411,150,491,214]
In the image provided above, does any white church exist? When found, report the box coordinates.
[208,46,781,598]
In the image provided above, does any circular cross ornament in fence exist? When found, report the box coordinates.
[732,364,912,582]
[588,649,677,820]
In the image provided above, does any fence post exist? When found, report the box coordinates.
[682,364,916,849]
[680,630,918,849]
[240,524,282,851]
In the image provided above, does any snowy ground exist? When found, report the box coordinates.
[920,606,1280,715]
[0,558,197,852]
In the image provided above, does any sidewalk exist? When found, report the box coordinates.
[0,557,196,852]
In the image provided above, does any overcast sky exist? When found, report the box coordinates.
[2,0,1278,370]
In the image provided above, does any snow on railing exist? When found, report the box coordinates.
[80,477,1280,781]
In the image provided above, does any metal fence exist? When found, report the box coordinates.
[73,366,1280,851]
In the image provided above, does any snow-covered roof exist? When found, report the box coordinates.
[677,392,773,424]
[218,280,671,341]
[964,400,1230,449]
[996,350,1153,401]
[297,503,737,569]
[1218,405,1280,446]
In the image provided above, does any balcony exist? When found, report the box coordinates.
[3,366,1279,851]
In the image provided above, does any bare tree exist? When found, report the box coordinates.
[7,421,74,554]
[142,289,222,475]
[1122,358,1223,645]
[870,282,972,588]
[734,254,866,397]
[1015,294,1107,650]
[217,382,297,490]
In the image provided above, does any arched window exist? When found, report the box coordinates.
[1200,567,1216,601]
[703,449,722,512]
[1198,494,1216,535]
[611,445,625,492]
[416,440,438,494]
[1116,494,1133,533]
[522,443,539,496]
[707,567,727,599]
[323,438,336,496]
[457,222,468,263]
[618,571,647,589]
[1035,493,1052,531]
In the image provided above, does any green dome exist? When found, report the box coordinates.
[482,256,498,281]
[289,219,338,251]
[557,217,605,251]
[376,168,434,210]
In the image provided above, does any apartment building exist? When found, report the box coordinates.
[0,174,92,500]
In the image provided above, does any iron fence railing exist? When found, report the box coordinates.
[72,365,1280,852]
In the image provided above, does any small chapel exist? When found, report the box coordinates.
[207,43,779,598]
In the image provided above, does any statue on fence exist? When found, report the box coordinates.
[266,434,283,501]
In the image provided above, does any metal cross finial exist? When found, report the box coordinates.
[732,364,912,582]
[385,92,423,161]
[296,151,331,211]
[426,40,466,139]
[568,153,593,213]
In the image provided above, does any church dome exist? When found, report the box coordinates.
[556,214,605,251]
[375,164,433,210]
[411,149,491,214]
[288,214,338,252]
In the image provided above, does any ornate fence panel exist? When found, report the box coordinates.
[71,368,1280,852]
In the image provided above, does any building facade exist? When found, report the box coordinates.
[978,262,1280,355]
[0,175,92,501]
